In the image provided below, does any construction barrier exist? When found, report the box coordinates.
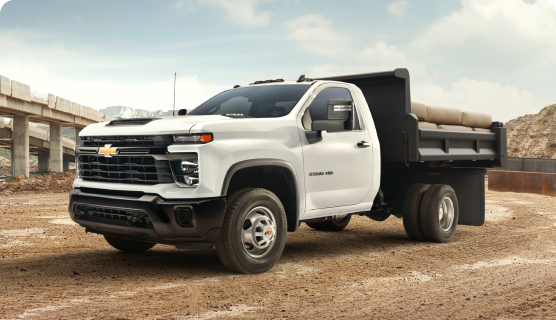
[491,157,556,174]
[488,170,556,197]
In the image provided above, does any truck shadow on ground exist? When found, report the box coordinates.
[2,227,437,280]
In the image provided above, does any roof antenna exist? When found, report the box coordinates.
[172,72,176,116]
[297,74,313,83]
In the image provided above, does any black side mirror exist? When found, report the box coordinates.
[311,100,353,132]
[178,109,188,116]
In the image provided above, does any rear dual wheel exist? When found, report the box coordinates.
[402,184,459,243]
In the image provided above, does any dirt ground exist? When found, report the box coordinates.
[1,186,556,319]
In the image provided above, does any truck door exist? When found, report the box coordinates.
[300,86,374,212]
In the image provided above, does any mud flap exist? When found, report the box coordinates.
[446,169,485,226]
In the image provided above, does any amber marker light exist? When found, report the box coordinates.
[173,133,213,144]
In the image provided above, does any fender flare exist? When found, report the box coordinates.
[221,159,300,232]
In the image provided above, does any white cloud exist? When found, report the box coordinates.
[283,14,351,57]
[546,0,556,11]
[412,78,537,122]
[411,0,556,68]
[306,40,426,79]
[387,1,411,17]
[0,0,10,12]
[0,60,227,112]
[305,37,536,122]
[195,0,272,27]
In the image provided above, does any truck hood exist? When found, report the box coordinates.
[79,115,236,136]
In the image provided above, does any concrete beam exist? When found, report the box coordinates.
[50,122,63,172]
[11,81,31,102]
[13,115,29,178]
[0,94,7,108]
[6,96,43,114]
[0,76,11,95]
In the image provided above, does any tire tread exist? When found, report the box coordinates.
[402,183,430,241]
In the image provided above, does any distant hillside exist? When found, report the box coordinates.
[100,106,176,119]
[506,104,556,158]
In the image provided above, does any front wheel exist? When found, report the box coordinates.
[419,184,459,243]
[216,188,287,274]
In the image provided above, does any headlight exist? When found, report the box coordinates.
[171,157,199,187]
[173,134,213,144]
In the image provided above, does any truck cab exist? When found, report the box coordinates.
[69,69,506,274]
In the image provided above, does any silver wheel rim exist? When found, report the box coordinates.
[241,206,277,258]
[439,196,455,232]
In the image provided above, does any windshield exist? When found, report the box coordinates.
[188,84,311,118]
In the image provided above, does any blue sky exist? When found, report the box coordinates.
[0,0,555,121]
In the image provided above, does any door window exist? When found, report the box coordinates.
[308,87,353,121]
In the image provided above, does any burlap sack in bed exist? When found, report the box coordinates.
[425,105,462,125]
[437,124,473,131]
[411,102,427,121]
[462,111,492,128]
[418,121,437,129]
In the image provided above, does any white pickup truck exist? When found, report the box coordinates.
[69,69,507,274]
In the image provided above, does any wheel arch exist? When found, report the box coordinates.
[221,159,300,232]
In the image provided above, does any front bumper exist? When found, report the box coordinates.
[68,188,226,249]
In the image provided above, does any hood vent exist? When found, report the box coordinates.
[107,118,160,126]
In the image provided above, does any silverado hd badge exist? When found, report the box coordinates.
[309,171,333,176]
[98,144,119,157]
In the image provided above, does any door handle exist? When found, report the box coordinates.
[357,141,371,148]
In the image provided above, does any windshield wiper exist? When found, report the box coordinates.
[221,114,253,118]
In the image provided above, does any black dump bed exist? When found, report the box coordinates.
[317,68,507,168]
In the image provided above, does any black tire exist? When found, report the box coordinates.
[402,183,431,241]
[216,188,287,274]
[419,184,459,243]
[104,235,156,253]
[306,215,351,231]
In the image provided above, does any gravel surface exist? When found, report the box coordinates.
[1,186,556,319]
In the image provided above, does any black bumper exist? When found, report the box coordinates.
[68,188,226,248]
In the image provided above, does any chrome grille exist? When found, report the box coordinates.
[78,155,173,185]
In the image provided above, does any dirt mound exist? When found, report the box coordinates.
[506,104,556,158]
[0,166,38,176]
[0,171,75,195]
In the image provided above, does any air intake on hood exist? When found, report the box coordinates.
[107,118,160,126]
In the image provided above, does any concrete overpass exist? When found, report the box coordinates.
[0,75,116,177]
[0,120,76,172]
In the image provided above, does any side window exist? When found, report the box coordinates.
[308,87,353,121]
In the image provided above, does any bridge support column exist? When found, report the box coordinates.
[13,115,29,178]
[10,147,14,176]
[50,122,63,172]
[63,158,69,171]
[75,127,82,144]
[38,152,50,172]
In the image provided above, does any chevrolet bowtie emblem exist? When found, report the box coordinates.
[98,144,118,157]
